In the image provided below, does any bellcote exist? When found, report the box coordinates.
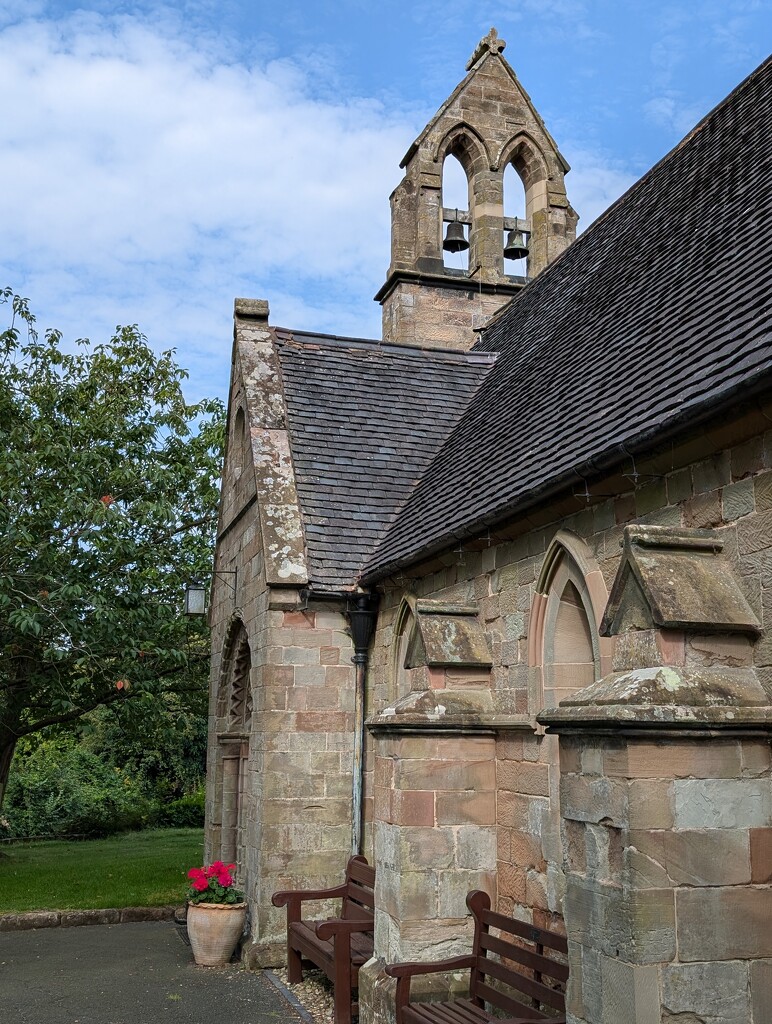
[376,28,579,350]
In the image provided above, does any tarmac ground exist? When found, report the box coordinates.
[0,921,302,1024]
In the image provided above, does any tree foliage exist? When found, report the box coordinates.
[0,289,225,804]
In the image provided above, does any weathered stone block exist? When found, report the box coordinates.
[677,886,772,959]
[560,774,628,827]
[693,453,731,494]
[685,490,722,528]
[738,506,772,553]
[396,757,494,793]
[754,471,772,511]
[750,828,772,882]
[731,437,764,480]
[673,778,771,829]
[606,741,742,780]
[456,826,497,870]
[666,466,693,504]
[600,957,660,1024]
[435,789,496,826]
[750,959,772,1023]
[628,829,751,886]
[723,478,755,521]
[60,909,121,927]
[661,961,750,1023]
[397,827,454,870]
[0,911,61,931]
[565,877,676,963]
[635,480,667,516]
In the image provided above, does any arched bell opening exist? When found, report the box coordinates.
[441,153,470,271]
[503,162,530,278]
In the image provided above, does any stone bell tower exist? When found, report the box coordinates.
[376,28,578,351]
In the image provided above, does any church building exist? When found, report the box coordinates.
[206,29,772,1024]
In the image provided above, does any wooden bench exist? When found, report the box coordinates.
[386,890,568,1024]
[271,855,376,1024]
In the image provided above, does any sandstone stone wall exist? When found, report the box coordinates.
[556,733,771,1023]
[380,279,509,351]
[250,598,356,963]
[364,418,772,945]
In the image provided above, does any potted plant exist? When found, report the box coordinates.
[185,861,247,966]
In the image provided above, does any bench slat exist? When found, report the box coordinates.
[477,955,565,1013]
[345,879,376,911]
[474,980,548,1020]
[404,998,489,1024]
[481,908,568,954]
[480,931,570,983]
[348,859,376,887]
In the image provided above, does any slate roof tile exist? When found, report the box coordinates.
[273,330,495,591]
[363,55,772,580]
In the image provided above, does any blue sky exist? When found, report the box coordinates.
[1,1,770,401]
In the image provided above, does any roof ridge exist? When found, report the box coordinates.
[273,327,498,364]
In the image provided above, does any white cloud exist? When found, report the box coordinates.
[0,7,635,400]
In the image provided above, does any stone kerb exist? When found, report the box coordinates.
[539,525,772,1024]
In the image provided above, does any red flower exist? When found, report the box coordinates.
[100,494,114,505]
[217,871,233,887]
[192,877,209,892]
[187,867,205,880]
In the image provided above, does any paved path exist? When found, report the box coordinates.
[0,921,302,1024]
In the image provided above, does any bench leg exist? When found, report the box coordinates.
[333,935,352,1024]
[287,940,303,984]
[333,974,352,1024]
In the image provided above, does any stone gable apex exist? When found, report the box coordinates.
[400,27,569,176]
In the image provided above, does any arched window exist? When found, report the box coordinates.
[442,153,470,271]
[391,596,419,703]
[528,531,613,717]
[232,406,246,480]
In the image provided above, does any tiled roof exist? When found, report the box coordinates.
[274,330,495,591]
[365,55,772,581]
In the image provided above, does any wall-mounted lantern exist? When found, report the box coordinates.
[183,571,237,617]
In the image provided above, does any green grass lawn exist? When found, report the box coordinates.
[0,828,204,913]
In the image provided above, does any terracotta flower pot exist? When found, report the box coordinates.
[187,901,248,967]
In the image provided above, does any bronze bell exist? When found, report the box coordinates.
[443,220,469,253]
[503,228,529,261]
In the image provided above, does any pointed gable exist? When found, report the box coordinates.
[600,526,760,636]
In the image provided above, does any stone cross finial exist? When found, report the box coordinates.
[466,27,506,70]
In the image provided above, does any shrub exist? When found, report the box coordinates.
[153,786,205,828]
[3,740,151,838]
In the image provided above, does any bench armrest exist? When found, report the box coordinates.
[271,883,348,909]
[315,916,374,941]
[386,955,475,979]
[387,955,476,1024]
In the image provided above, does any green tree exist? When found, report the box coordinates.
[0,289,224,806]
